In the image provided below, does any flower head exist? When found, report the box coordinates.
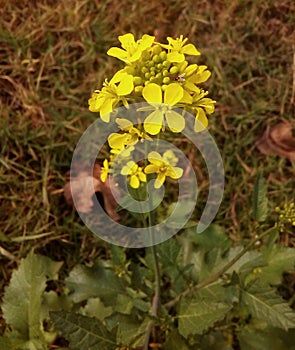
[142,83,185,135]
[161,35,200,63]
[121,161,147,189]
[107,33,155,63]
[88,72,134,122]
[144,150,183,188]
[100,159,110,183]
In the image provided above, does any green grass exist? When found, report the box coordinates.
[0,0,294,335]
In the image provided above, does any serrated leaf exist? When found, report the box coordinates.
[158,238,181,267]
[252,173,268,222]
[2,252,62,342]
[116,316,149,346]
[65,261,125,305]
[81,298,113,322]
[50,311,116,350]
[241,287,295,330]
[178,283,232,337]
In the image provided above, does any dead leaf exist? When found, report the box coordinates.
[256,122,295,162]
[64,163,120,221]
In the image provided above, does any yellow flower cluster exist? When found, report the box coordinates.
[89,33,215,189]
[275,202,295,233]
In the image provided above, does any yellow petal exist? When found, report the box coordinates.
[108,133,130,149]
[142,83,162,104]
[144,110,163,135]
[182,43,200,56]
[130,175,140,189]
[167,51,185,63]
[138,171,147,182]
[147,151,163,167]
[107,47,128,61]
[116,75,134,96]
[164,83,183,106]
[144,164,159,174]
[194,109,208,132]
[155,173,166,188]
[119,33,135,50]
[166,166,183,179]
[165,110,185,133]
[115,118,133,131]
[100,99,114,121]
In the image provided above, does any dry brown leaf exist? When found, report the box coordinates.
[257,122,295,162]
[64,163,120,221]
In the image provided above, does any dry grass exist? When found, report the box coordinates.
[0,0,294,334]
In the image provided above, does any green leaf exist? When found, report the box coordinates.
[241,287,295,330]
[116,316,149,346]
[51,311,116,350]
[163,329,190,350]
[178,283,232,337]
[157,237,181,267]
[65,261,125,305]
[259,245,295,285]
[2,252,62,342]
[110,245,126,266]
[252,173,268,222]
[238,325,295,350]
[81,298,113,322]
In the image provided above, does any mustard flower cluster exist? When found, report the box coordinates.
[88,33,215,189]
[275,202,295,233]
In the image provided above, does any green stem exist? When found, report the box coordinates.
[164,227,275,309]
[143,212,161,350]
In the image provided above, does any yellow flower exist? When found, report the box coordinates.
[88,72,134,122]
[121,161,147,189]
[100,159,110,182]
[108,118,151,149]
[161,35,200,63]
[144,150,183,189]
[107,33,155,63]
[142,83,185,135]
[192,88,215,132]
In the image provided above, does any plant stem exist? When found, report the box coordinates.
[143,207,161,349]
[164,227,275,309]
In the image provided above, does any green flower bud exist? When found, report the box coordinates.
[141,66,148,74]
[163,60,171,68]
[162,77,170,84]
[152,54,161,63]
[134,85,143,94]
[133,76,143,85]
[152,45,162,55]
[156,72,162,79]
[169,66,179,74]
[159,51,167,61]
[162,69,169,77]
[145,72,151,79]
[156,63,162,70]
[161,84,168,91]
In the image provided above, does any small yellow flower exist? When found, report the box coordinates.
[161,35,200,63]
[108,118,151,149]
[142,83,185,135]
[144,150,183,189]
[192,88,215,132]
[121,161,147,189]
[107,33,155,63]
[88,72,134,122]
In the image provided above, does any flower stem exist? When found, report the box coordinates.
[143,195,161,349]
